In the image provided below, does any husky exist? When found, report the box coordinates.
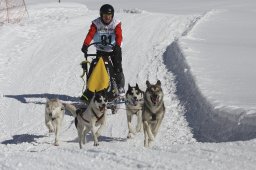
[125,83,144,138]
[65,91,107,149]
[142,80,165,147]
[45,98,65,146]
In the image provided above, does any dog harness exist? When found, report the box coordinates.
[91,108,105,122]
[78,108,104,123]
[128,107,142,115]
[151,114,156,121]
[143,102,157,121]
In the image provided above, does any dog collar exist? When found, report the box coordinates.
[132,109,141,115]
[128,98,143,106]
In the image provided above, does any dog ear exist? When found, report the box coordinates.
[146,80,151,87]
[136,83,139,89]
[156,80,161,86]
[128,83,131,90]
[135,83,141,92]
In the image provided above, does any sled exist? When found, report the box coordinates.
[81,42,125,114]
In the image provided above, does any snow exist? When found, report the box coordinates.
[1,0,256,169]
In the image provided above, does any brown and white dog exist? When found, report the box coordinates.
[142,80,165,147]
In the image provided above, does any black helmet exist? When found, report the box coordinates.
[100,4,114,18]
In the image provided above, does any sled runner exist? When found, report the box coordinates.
[80,42,125,114]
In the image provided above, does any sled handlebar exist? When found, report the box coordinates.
[87,42,115,48]
[84,42,115,58]
[85,54,97,57]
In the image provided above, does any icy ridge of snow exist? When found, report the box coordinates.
[182,9,224,38]
[159,9,256,142]
[164,39,256,142]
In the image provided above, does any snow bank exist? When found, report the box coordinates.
[164,40,256,142]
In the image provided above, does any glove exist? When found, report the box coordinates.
[81,44,88,54]
[81,61,87,70]
[113,44,121,53]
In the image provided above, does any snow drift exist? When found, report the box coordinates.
[164,40,256,142]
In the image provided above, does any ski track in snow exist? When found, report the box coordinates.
[2,3,255,170]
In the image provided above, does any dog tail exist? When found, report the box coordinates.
[63,103,77,117]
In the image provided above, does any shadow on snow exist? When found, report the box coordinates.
[4,93,79,105]
[66,135,127,143]
[1,134,46,145]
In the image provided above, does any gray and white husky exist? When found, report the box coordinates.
[142,80,165,147]
[65,92,107,149]
[125,83,144,138]
[45,98,65,146]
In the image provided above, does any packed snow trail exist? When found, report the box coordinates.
[0,3,196,141]
[2,3,255,170]
[0,3,199,168]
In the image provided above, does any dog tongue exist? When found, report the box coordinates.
[133,100,138,106]
[151,96,159,105]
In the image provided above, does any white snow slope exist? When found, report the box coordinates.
[1,2,256,170]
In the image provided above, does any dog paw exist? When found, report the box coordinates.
[54,142,59,146]
[148,140,154,147]
[94,143,99,146]
[148,134,155,141]
[49,129,54,133]
[144,140,149,147]
[127,133,134,139]
[127,133,133,139]
[152,130,158,136]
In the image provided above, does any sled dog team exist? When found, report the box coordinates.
[45,80,165,148]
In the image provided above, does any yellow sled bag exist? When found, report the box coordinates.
[87,57,110,92]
